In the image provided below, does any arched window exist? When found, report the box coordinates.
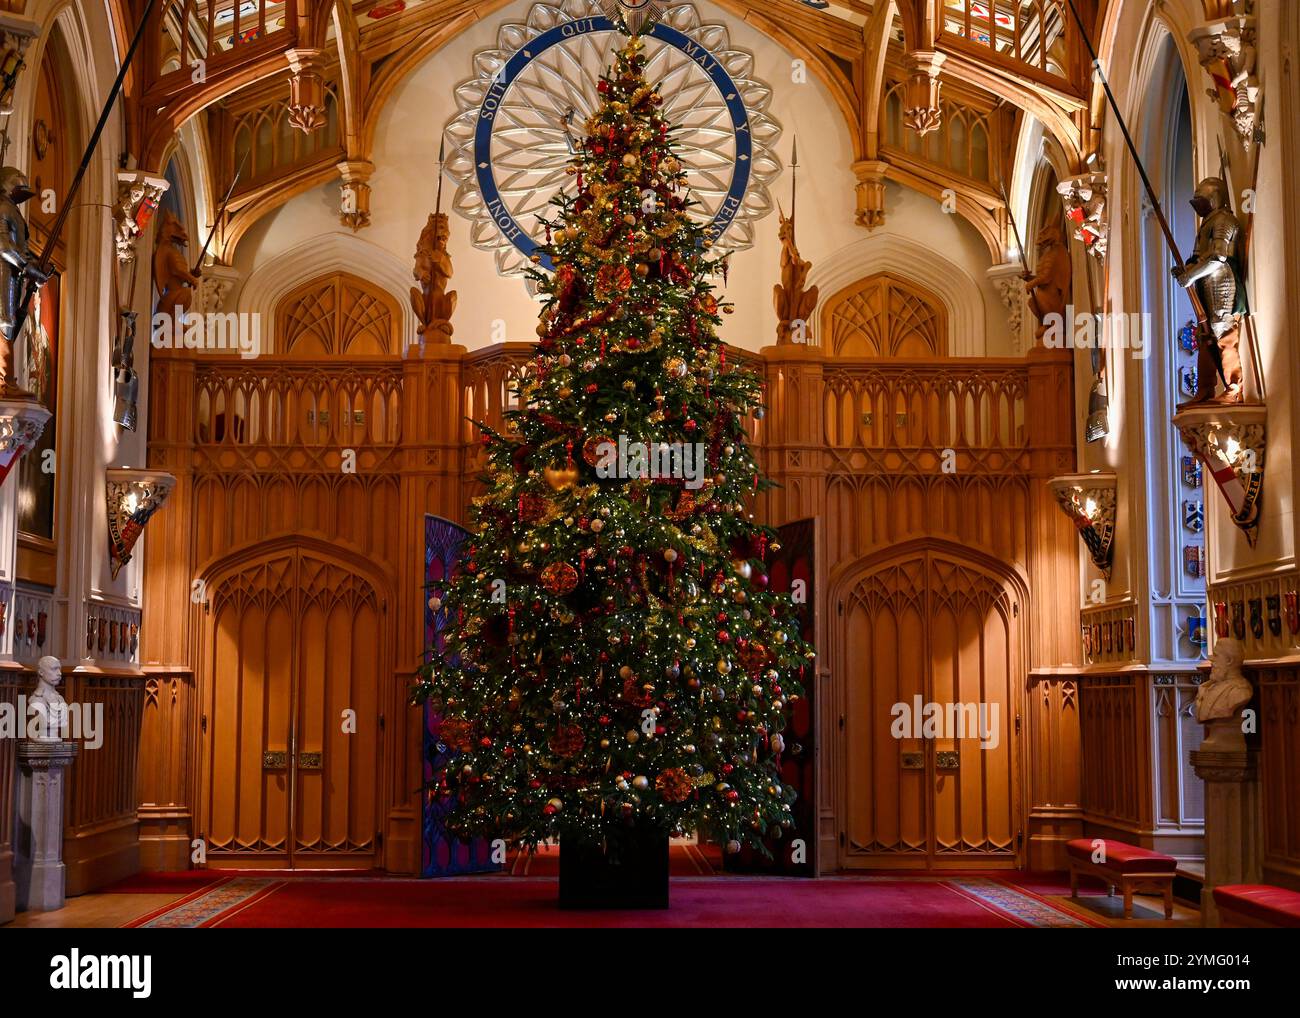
[1138,36,1203,666]
[822,272,948,358]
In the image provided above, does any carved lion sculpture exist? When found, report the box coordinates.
[153,210,201,320]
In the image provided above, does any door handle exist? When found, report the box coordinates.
[263,750,287,769]
[297,751,322,770]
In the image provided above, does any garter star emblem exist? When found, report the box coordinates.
[443,0,782,278]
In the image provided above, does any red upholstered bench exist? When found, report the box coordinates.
[1066,838,1177,920]
[1213,884,1300,928]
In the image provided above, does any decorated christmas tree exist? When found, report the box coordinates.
[415,31,814,865]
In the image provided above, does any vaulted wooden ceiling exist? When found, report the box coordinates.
[106,0,1134,263]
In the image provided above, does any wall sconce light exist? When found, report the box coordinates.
[1047,472,1118,578]
[106,468,176,580]
[1173,404,1265,547]
[0,397,51,486]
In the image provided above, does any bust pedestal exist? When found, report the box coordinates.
[1190,735,1260,928]
[14,739,78,912]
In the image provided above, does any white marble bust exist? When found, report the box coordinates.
[1195,638,1253,724]
[29,655,68,742]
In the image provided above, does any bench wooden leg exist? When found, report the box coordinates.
[1070,865,1079,899]
[1163,882,1174,920]
[1122,879,1134,919]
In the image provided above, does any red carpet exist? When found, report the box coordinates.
[103,871,228,894]
[122,874,1100,928]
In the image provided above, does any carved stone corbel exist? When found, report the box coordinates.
[1057,173,1108,260]
[987,263,1029,355]
[1189,16,1260,149]
[852,159,888,230]
[286,48,328,133]
[1048,473,1118,579]
[194,263,242,315]
[113,171,170,266]
[901,51,945,137]
[1173,403,1265,547]
[337,160,374,232]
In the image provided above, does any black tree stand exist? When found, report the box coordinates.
[558,827,670,909]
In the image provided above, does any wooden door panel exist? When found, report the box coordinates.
[293,571,380,862]
[204,546,384,868]
[207,582,294,860]
[845,569,928,861]
[842,548,1021,869]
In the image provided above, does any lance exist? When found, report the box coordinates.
[1063,0,1227,390]
[790,135,798,236]
[436,137,446,215]
[996,173,1041,320]
[192,151,247,275]
[8,0,158,350]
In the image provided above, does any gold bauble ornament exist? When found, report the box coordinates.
[543,464,579,490]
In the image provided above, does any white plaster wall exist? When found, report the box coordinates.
[232,0,998,354]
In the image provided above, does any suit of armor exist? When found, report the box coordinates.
[1175,177,1245,402]
[0,166,50,393]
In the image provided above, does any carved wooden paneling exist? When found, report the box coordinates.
[823,274,948,358]
[144,329,1079,876]
[1258,667,1300,885]
[841,547,1023,868]
[138,672,197,870]
[61,675,146,895]
[1076,672,1205,855]
[201,545,384,866]
[230,87,342,189]
[194,359,403,454]
[1025,674,1080,868]
[0,677,17,921]
[1078,675,1147,830]
[938,0,1074,82]
[883,82,995,183]
[1152,674,1205,828]
[277,272,401,356]
[157,0,294,82]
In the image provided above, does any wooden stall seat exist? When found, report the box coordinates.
[1213,884,1300,928]
[1066,838,1176,920]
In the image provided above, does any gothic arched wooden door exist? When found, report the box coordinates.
[198,540,389,869]
[837,543,1025,869]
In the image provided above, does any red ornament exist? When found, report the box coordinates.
[540,561,580,596]
[549,724,584,759]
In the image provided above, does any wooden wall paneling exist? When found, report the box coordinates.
[1152,674,1206,832]
[0,676,17,921]
[1257,666,1300,888]
[1074,672,1206,859]
[386,347,471,874]
[137,672,196,870]
[141,351,202,871]
[61,675,145,895]
[1078,673,1152,834]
